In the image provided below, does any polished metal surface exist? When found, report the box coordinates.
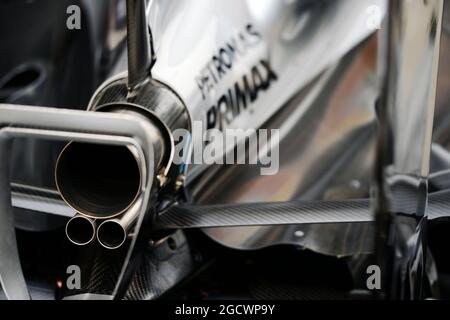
[103,0,387,180]
[194,36,380,255]
[374,0,444,299]
[148,0,385,131]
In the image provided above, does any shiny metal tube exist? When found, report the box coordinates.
[126,0,153,89]
[65,214,96,246]
[97,197,143,249]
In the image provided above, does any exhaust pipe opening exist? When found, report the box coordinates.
[65,215,96,246]
[96,197,142,250]
[55,142,141,219]
[97,220,127,250]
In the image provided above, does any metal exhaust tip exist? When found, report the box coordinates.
[65,215,96,246]
[97,220,127,250]
[55,142,142,219]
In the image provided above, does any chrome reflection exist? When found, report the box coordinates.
[374,0,443,299]
[193,36,379,256]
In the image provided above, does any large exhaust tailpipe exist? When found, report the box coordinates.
[56,142,143,219]
[65,214,96,246]
[97,197,143,249]
[55,106,169,219]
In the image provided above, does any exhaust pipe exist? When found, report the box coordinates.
[54,105,170,219]
[55,141,144,219]
[97,197,143,249]
[65,214,96,246]
[126,0,153,89]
